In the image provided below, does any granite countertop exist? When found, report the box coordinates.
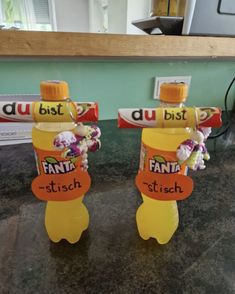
[0,120,234,294]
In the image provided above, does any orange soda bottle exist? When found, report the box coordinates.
[136,83,191,244]
[32,81,89,243]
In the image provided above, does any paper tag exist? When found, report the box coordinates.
[31,170,91,201]
[137,143,193,200]
[136,171,193,201]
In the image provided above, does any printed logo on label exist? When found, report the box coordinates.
[149,155,180,174]
[41,156,77,174]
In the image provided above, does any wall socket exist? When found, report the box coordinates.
[153,76,192,99]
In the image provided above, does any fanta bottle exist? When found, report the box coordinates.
[136,83,191,244]
[32,81,89,243]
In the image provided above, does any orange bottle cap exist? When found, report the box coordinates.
[40,80,69,101]
[159,83,188,104]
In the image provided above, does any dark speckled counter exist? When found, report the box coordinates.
[0,120,235,294]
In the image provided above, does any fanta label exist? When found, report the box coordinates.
[137,143,193,201]
[139,143,187,175]
[32,148,91,201]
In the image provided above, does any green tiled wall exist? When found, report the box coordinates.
[0,60,234,119]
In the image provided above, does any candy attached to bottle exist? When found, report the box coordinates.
[31,80,101,243]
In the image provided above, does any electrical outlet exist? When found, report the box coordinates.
[153,76,191,99]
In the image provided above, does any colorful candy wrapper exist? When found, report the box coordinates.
[0,101,98,123]
[118,107,222,129]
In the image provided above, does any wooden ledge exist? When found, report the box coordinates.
[0,30,235,59]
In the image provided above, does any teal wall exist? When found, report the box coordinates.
[0,60,234,120]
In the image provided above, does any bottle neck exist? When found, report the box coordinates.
[34,122,77,132]
[159,101,184,108]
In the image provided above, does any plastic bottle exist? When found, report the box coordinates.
[136,83,191,244]
[32,81,89,243]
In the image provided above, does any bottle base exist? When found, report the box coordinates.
[136,201,179,245]
[46,224,89,244]
[45,199,89,244]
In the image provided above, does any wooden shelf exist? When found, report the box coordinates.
[0,30,235,59]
